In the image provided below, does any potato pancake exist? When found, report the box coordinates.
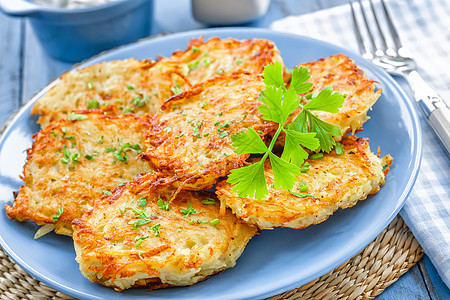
[167,36,283,84]
[72,173,257,291]
[140,72,277,190]
[216,135,392,229]
[32,38,283,127]
[32,58,189,128]
[5,109,153,236]
[290,54,382,138]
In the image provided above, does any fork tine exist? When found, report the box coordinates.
[369,0,388,52]
[349,0,370,57]
[380,0,403,52]
[356,0,378,54]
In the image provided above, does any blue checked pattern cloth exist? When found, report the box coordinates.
[271,0,450,288]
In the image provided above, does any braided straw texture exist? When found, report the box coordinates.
[0,215,422,300]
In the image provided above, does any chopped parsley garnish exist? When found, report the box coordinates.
[180,203,196,217]
[227,62,344,199]
[193,121,202,137]
[86,98,99,109]
[203,58,211,66]
[310,153,324,160]
[192,46,200,53]
[87,82,93,89]
[289,191,318,198]
[127,85,134,90]
[134,235,149,247]
[298,181,309,192]
[132,96,150,107]
[98,136,104,144]
[218,121,232,129]
[235,59,243,64]
[105,147,116,153]
[164,125,172,133]
[52,207,63,221]
[68,113,88,121]
[219,131,228,139]
[216,68,224,74]
[203,133,210,137]
[202,198,216,205]
[61,145,80,165]
[171,84,183,95]
[210,219,220,226]
[128,219,152,229]
[201,100,208,108]
[138,197,147,208]
[157,196,170,211]
[175,133,184,139]
[138,250,144,259]
[188,60,200,73]
[103,190,112,196]
[151,224,161,237]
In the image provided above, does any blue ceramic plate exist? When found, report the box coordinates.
[0,28,421,300]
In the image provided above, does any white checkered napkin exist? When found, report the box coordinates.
[271,0,450,289]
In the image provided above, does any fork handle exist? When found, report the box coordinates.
[406,71,450,156]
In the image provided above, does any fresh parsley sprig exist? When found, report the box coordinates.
[227,62,345,200]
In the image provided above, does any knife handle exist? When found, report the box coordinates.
[406,71,450,156]
[429,106,450,156]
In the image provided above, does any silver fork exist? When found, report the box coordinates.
[350,0,450,155]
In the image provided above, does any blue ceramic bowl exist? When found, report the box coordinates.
[0,0,153,62]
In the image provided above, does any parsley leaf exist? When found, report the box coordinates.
[262,62,285,90]
[281,130,318,167]
[227,159,268,199]
[289,66,313,93]
[303,86,344,113]
[230,128,268,154]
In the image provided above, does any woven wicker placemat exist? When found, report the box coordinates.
[0,215,423,300]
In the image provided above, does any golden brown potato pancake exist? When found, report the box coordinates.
[216,135,392,229]
[289,54,382,138]
[140,72,277,190]
[32,37,283,127]
[72,173,257,291]
[5,109,153,236]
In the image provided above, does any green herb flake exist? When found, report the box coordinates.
[98,136,104,144]
[137,250,144,259]
[201,100,208,109]
[68,113,88,121]
[219,131,228,139]
[87,82,93,90]
[202,198,216,205]
[219,121,232,129]
[210,219,220,226]
[310,153,324,160]
[203,58,211,66]
[128,219,152,229]
[128,85,134,90]
[157,196,170,211]
[86,98,99,109]
[216,68,224,74]
[151,224,161,237]
[52,207,63,221]
[105,147,116,153]
[171,84,183,95]
[234,59,243,64]
[175,134,185,139]
[180,203,196,217]
[138,197,147,208]
[163,125,172,133]
[103,190,112,196]
[192,46,201,53]
[289,190,318,198]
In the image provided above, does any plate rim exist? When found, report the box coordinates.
[0,27,422,300]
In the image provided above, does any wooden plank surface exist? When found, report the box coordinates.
[0,14,22,129]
